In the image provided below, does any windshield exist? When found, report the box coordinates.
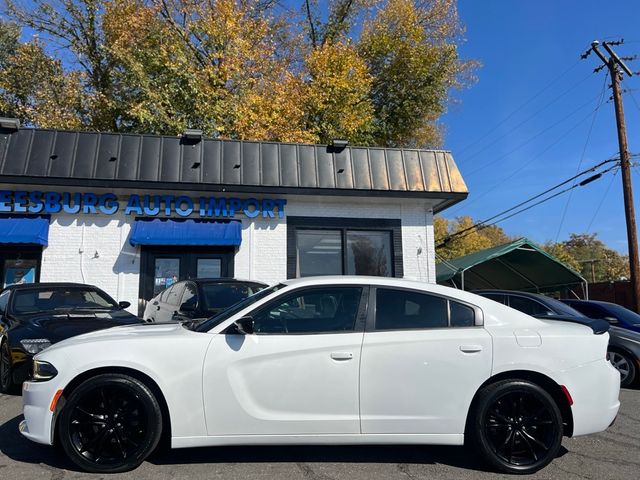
[201,283,266,313]
[602,303,640,325]
[194,284,284,332]
[11,288,118,314]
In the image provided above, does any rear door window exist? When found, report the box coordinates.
[481,293,506,305]
[202,283,264,313]
[508,296,553,316]
[376,288,448,330]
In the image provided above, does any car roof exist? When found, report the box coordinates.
[2,282,100,291]
[280,276,462,291]
[189,278,268,286]
[561,299,618,307]
[473,289,547,300]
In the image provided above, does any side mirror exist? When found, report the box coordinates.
[119,301,131,309]
[603,316,619,325]
[234,316,255,335]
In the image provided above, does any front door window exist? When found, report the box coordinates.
[252,287,363,334]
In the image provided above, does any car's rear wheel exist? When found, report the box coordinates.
[470,379,563,474]
[0,341,16,394]
[58,374,162,473]
[607,349,637,387]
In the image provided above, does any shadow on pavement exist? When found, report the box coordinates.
[1,413,569,474]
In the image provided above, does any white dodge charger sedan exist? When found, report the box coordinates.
[20,277,620,474]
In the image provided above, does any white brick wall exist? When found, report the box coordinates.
[41,213,140,314]
[40,194,437,313]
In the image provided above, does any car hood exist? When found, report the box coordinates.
[18,309,142,344]
[41,321,189,353]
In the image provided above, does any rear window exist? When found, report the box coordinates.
[202,283,265,312]
[11,288,117,314]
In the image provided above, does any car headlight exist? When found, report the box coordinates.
[32,360,58,382]
[20,339,52,354]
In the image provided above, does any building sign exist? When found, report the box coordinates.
[0,191,286,219]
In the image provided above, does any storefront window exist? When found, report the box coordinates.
[197,258,222,278]
[346,231,392,276]
[297,230,343,276]
[296,228,393,278]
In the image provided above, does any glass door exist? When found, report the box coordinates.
[139,247,235,315]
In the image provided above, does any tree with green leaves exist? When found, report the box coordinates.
[1,0,475,147]
[435,216,512,260]
[545,233,630,283]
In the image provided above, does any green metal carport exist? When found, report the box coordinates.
[436,237,588,296]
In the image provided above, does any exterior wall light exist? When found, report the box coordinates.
[331,139,349,149]
[182,129,203,142]
[0,117,21,130]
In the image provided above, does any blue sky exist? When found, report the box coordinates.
[442,0,640,252]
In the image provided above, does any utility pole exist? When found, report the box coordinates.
[585,40,640,311]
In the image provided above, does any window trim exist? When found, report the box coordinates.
[0,289,10,314]
[228,285,370,335]
[366,286,484,332]
[287,216,403,279]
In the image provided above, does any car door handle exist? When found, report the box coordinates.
[330,352,354,361]
[459,345,483,353]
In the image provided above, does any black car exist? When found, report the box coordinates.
[143,278,268,323]
[560,299,640,334]
[475,289,640,387]
[0,283,142,393]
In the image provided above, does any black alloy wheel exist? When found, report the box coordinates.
[470,379,563,474]
[0,341,15,394]
[58,374,162,473]
[607,349,637,387]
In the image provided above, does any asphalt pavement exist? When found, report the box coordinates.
[1,387,638,480]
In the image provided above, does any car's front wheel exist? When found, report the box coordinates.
[57,373,163,473]
[607,349,637,387]
[470,379,563,474]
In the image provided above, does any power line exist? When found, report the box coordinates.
[622,79,640,112]
[586,168,619,234]
[458,72,594,165]
[449,102,604,215]
[463,91,603,177]
[454,60,584,157]
[554,70,610,241]
[437,158,620,248]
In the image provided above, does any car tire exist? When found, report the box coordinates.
[469,379,563,474]
[0,340,17,394]
[607,349,637,388]
[58,373,163,473]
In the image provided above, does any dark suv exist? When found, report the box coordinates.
[0,283,141,393]
[143,278,268,323]
[475,289,640,387]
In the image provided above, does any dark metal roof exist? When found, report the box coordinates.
[0,127,468,212]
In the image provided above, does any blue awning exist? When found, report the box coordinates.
[129,219,242,246]
[0,216,50,246]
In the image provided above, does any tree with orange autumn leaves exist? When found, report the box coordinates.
[1,0,476,148]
